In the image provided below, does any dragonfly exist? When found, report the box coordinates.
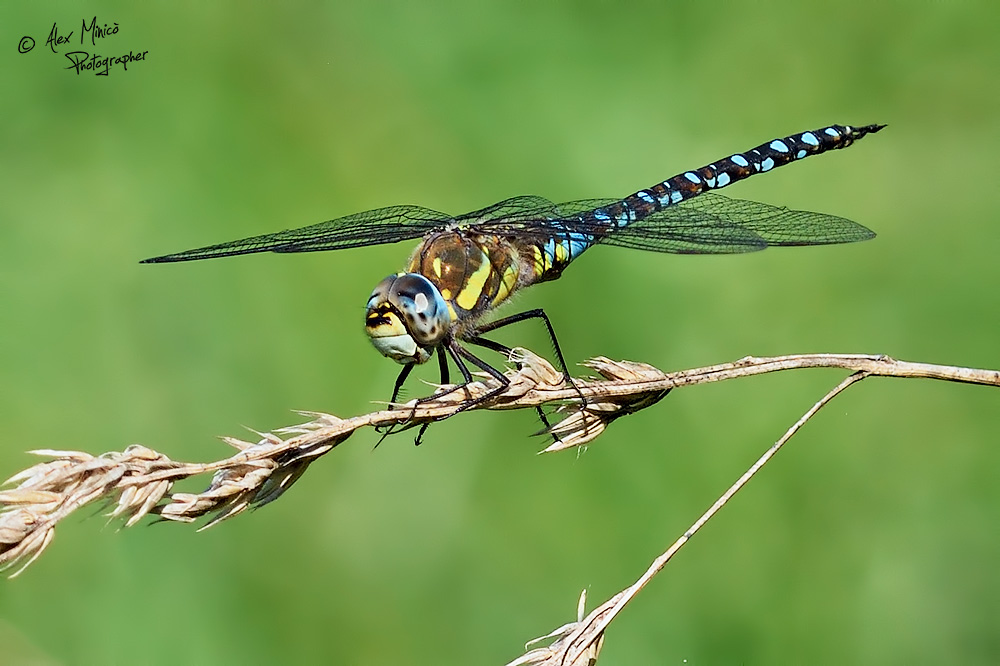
[143,123,883,442]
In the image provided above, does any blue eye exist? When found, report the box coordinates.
[365,273,451,365]
[389,274,451,344]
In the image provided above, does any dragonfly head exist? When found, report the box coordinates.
[366,273,451,364]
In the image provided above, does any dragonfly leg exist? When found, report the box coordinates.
[382,335,544,446]
[374,362,417,444]
[408,347,452,446]
[448,342,511,414]
[413,342,476,403]
[471,308,585,406]
[406,340,511,411]
[463,334,559,441]
[404,342,493,446]
[438,344,451,385]
[389,362,416,405]
[378,347,451,446]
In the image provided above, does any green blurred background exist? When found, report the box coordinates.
[2,1,998,664]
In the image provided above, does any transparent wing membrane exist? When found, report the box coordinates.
[593,194,874,254]
[141,205,452,263]
[461,193,874,254]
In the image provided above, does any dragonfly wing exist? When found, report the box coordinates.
[676,193,876,245]
[459,197,614,241]
[597,193,874,254]
[455,196,562,226]
[461,197,768,253]
[141,205,450,263]
[597,217,769,253]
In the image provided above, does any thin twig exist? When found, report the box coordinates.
[511,371,870,665]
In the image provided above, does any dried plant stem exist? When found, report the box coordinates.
[508,357,997,664]
[515,371,870,665]
[2,351,998,663]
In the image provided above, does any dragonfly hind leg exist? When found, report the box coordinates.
[472,309,574,386]
[466,307,589,440]
[462,334,559,439]
[469,308,586,405]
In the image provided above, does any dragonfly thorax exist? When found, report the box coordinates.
[408,231,521,318]
[365,273,451,365]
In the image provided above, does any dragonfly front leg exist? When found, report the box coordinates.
[374,363,417,445]
[388,362,416,405]
[376,347,452,446]
[408,347,452,446]
[397,341,494,447]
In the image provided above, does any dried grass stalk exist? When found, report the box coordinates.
[501,356,997,664]
[2,350,998,663]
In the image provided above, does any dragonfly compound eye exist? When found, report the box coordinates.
[365,273,450,364]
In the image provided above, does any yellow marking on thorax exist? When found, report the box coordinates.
[432,256,443,278]
[492,263,519,307]
[455,249,493,311]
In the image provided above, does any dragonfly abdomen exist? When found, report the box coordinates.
[630,124,884,218]
[524,123,885,282]
[608,124,885,229]
[521,231,595,285]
